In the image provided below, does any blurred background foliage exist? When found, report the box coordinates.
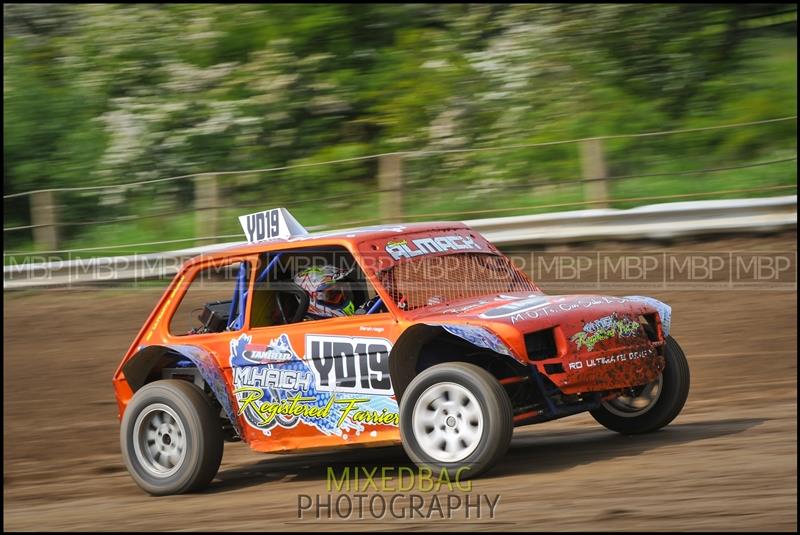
[3,3,797,252]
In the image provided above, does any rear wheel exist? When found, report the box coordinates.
[591,335,690,434]
[120,379,223,495]
[399,362,513,479]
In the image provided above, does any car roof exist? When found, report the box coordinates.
[185,220,472,265]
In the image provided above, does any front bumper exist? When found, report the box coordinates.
[528,325,666,395]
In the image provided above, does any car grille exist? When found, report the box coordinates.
[525,329,557,361]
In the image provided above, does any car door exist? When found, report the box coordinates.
[231,246,403,452]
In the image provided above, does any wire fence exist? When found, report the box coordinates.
[3,115,796,200]
[3,115,797,256]
[4,184,796,257]
[4,154,796,232]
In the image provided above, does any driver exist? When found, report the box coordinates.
[293,264,357,320]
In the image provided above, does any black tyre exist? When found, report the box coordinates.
[120,379,223,495]
[590,335,690,434]
[399,362,513,479]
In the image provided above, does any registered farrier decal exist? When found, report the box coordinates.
[230,334,398,438]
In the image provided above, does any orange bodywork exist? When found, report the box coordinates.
[112,222,667,454]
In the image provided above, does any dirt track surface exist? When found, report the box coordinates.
[3,232,797,531]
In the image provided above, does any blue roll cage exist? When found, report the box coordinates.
[226,252,383,329]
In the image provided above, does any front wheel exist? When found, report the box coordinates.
[399,362,513,479]
[590,335,690,434]
[120,379,224,495]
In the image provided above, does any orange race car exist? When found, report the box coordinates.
[113,208,690,495]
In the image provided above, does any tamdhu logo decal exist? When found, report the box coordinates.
[240,333,297,364]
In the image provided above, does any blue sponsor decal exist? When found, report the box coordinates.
[165,344,243,438]
[624,295,672,336]
[431,324,513,357]
[230,333,398,438]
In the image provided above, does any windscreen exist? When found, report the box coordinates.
[377,252,538,311]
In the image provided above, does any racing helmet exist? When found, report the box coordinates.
[293,264,356,319]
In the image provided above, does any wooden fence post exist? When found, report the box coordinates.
[194,174,219,241]
[580,138,610,208]
[378,154,404,223]
[30,190,59,251]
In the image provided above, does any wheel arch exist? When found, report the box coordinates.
[624,295,672,337]
[122,344,242,438]
[389,323,530,404]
